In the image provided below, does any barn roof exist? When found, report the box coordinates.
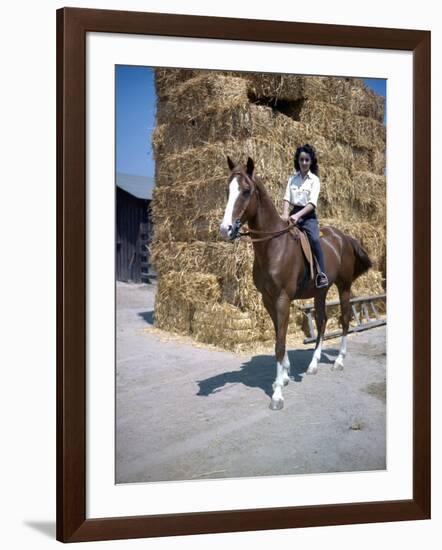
[117,172,154,200]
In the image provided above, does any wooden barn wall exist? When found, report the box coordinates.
[116,187,150,283]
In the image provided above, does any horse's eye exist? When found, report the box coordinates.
[243,190,251,197]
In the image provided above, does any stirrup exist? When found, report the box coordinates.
[316,272,329,288]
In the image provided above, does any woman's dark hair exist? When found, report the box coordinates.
[294,144,319,176]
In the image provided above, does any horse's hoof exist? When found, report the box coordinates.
[306,365,318,375]
[332,360,344,371]
[269,399,284,411]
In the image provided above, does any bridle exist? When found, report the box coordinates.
[228,171,297,243]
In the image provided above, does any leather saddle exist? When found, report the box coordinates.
[289,225,321,281]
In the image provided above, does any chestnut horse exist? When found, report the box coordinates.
[220,157,372,410]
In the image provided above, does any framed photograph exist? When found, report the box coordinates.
[57,7,430,542]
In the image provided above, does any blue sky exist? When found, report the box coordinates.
[116,66,156,178]
[363,78,386,98]
[116,66,386,178]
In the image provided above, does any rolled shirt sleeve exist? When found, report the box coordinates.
[283,176,292,204]
[309,175,321,208]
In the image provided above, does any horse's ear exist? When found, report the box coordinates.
[246,157,254,176]
[227,156,235,171]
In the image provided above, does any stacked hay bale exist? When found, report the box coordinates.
[151,69,386,351]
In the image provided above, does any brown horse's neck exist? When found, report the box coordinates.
[247,178,305,294]
[247,179,295,267]
[248,180,285,234]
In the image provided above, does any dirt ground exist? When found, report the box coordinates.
[116,281,386,484]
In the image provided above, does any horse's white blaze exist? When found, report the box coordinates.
[220,177,240,238]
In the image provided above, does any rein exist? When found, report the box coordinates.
[238,221,297,243]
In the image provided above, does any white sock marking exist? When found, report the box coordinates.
[272,361,285,402]
[313,339,323,361]
[307,337,323,373]
[336,335,347,365]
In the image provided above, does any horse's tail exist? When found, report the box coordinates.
[349,236,372,281]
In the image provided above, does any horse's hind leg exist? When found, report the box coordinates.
[332,284,351,371]
[307,292,328,375]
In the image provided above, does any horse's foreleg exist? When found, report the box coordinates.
[307,293,327,375]
[270,293,291,410]
[332,286,351,371]
[262,292,290,387]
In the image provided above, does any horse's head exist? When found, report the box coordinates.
[220,156,258,240]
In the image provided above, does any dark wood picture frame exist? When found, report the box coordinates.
[57,7,431,543]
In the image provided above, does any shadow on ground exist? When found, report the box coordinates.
[197,348,338,398]
[138,310,154,325]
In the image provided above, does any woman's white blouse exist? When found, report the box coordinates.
[283,171,321,207]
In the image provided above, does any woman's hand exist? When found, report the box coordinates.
[290,214,300,225]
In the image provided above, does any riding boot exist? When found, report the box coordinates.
[294,210,329,289]
[311,239,329,288]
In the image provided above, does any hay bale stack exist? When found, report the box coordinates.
[151,69,386,350]
[154,271,221,334]
[155,70,384,122]
[192,304,255,348]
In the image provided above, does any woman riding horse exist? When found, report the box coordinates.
[220,156,372,410]
[282,144,328,289]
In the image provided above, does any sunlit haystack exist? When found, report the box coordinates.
[150,68,386,351]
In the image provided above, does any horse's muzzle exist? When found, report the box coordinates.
[219,223,231,239]
[228,219,241,240]
[220,219,241,241]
